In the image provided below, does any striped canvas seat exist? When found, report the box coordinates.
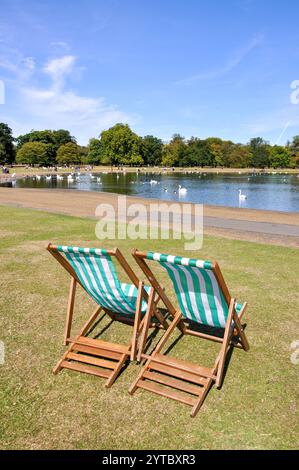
[146,251,243,328]
[56,245,149,316]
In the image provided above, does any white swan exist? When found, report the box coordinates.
[36,175,41,180]
[12,173,16,178]
[150,179,158,185]
[239,189,247,200]
[46,175,52,181]
[178,184,187,194]
[57,175,63,180]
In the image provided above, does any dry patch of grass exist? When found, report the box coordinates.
[0,204,298,449]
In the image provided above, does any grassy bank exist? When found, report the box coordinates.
[0,205,298,449]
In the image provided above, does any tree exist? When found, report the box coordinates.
[87,138,103,164]
[141,135,163,166]
[184,137,212,166]
[99,123,143,166]
[206,137,224,167]
[162,134,186,166]
[0,123,15,164]
[16,129,76,165]
[269,146,290,168]
[56,142,81,165]
[16,142,49,165]
[249,137,270,168]
[225,144,252,168]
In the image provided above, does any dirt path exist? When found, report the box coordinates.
[1,187,298,247]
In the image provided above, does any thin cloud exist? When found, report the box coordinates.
[17,55,136,143]
[175,35,263,85]
[50,41,70,52]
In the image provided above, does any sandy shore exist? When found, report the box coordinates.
[1,187,299,247]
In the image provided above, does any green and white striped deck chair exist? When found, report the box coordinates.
[130,250,249,417]
[47,244,166,388]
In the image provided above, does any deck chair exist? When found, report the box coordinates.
[47,244,168,387]
[129,250,249,416]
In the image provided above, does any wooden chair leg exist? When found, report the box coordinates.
[136,287,155,362]
[215,299,235,388]
[233,308,249,352]
[130,281,143,361]
[64,278,76,345]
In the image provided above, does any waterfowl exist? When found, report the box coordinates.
[178,184,187,194]
[239,189,247,200]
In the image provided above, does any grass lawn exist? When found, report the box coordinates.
[0,204,298,449]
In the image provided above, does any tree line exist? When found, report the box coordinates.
[1,122,299,168]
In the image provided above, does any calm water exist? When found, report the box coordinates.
[3,171,299,212]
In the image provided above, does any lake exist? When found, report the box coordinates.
[2,171,299,212]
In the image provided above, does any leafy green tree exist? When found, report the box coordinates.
[249,137,270,168]
[269,146,290,168]
[16,142,49,165]
[206,137,224,167]
[184,137,213,166]
[56,142,81,165]
[0,123,15,164]
[162,134,186,166]
[53,129,76,148]
[225,144,252,168]
[87,138,103,164]
[141,135,163,166]
[16,129,76,165]
[99,123,143,166]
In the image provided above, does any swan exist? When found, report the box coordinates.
[46,175,52,181]
[67,177,74,183]
[12,173,16,178]
[57,175,63,180]
[239,189,247,200]
[178,185,187,194]
[97,177,101,182]
[36,175,41,180]
[150,179,158,185]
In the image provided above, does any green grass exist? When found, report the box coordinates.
[0,204,298,450]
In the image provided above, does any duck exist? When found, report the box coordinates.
[239,189,247,200]
[163,188,168,192]
[178,184,187,195]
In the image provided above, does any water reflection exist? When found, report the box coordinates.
[2,171,299,212]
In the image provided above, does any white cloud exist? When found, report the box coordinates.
[17,55,135,143]
[175,35,263,85]
[50,41,70,52]
[44,55,76,87]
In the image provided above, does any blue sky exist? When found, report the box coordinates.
[0,0,299,145]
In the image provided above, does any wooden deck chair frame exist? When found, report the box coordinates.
[129,250,249,416]
[47,244,168,388]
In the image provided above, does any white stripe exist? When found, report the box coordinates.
[164,263,193,321]
[99,257,136,313]
[195,260,205,268]
[167,255,175,263]
[153,253,161,261]
[190,267,214,327]
[89,256,133,314]
[67,253,110,309]
[205,270,226,327]
[177,265,203,324]
[181,257,190,266]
